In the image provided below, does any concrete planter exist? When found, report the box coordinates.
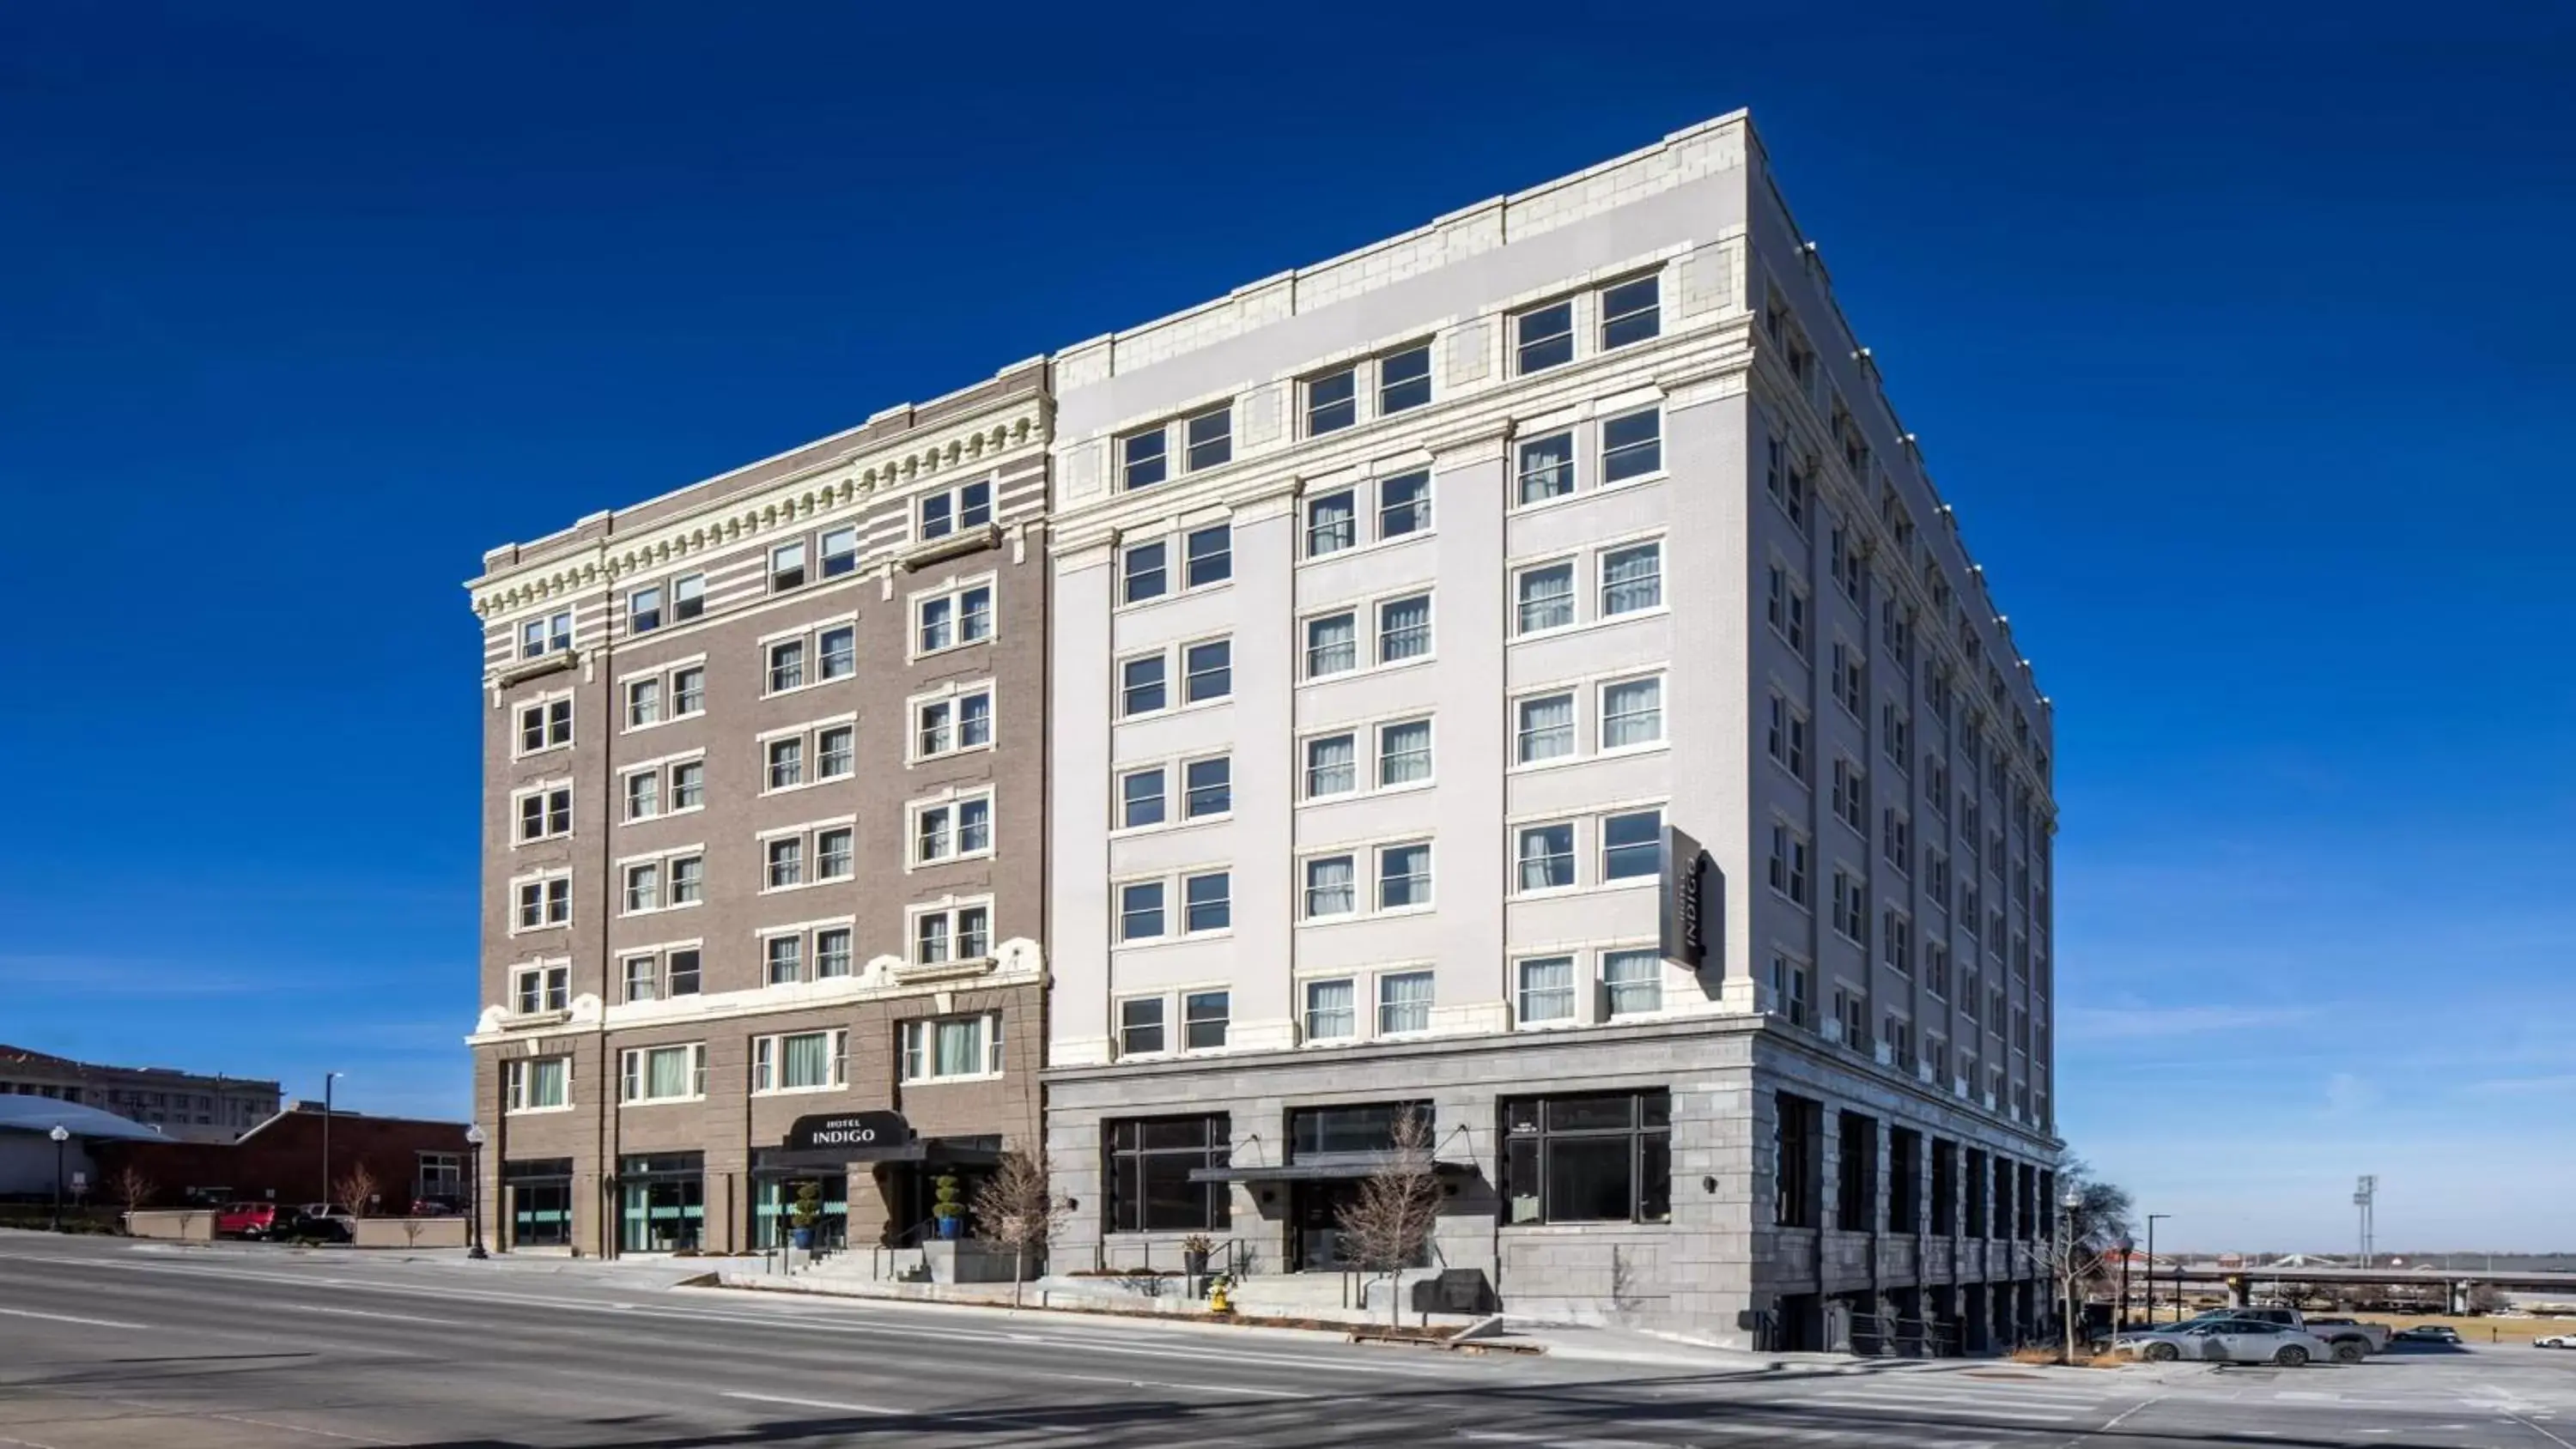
[920,1239,1034,1284]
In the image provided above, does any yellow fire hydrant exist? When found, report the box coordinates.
[1208,1275,1233,1315]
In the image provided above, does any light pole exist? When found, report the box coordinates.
[2058,1187,2085,1362]
[464,1125,488,1259]
[2117,1234,2136,1331]
[47,1125,70,1232]
[2146,1214,2172,1325]
[320,1071,343,1204]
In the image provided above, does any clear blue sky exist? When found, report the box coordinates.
[3,3,2568,1250]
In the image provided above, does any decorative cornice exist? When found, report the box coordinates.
[469,400,1049,621]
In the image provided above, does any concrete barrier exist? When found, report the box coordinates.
[351,1216,470,1250]
[124,1210,216,1241]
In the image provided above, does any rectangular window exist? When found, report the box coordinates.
[770,542,806,591]
[817,828,854,879]
[1601,542,1662,615]
[1306,489,1357,556]
[768,640,806,694]
[1516,693,1575,764]
[627,678,662,727]
[819,626,855,679]
[1600,275,1661,349]
[1517,956,1577,1024]
[1303,734,1356,797]
[624,955,658,1003]
[625,770,661,822]
[1117,997,1165,1055]
[1183,405,1231,471]
[668,761,703,812]
[506,1058,569,1113]
[623,863,659,913]
[672,665,705,716]
[1184,872,1231,934]
[1184,524,1230,586]
[1303,979,1356,1041]
[1516,561,1575,634]
[1603,809,1662,881]
[1601,676,1663,748]
[817,725,854,779]
[669,573,704,622]
[1122,541,1167,603]
[1305,367,1356,435]
[1119,881,1165,941]
[1184,756,1231,817]
[1501,1090,1671,1225]
[1377,593,1431,661]
[766,935,803,985]
[1603,950,1662,1016]
[1377,718,1432,786]
[629,585,663,634]
[512,963,569,1015]
[1379,470,1431,537]
[1303,854,1356,917]
[1378,343,1432,414]
[1377,971,1434,1034]
[754,1030,846,1093]
[620,1044,706,1104]
[902,1014,1000,1082]
[1516,431,1574,505]
[1769,824,1812,906]
[1104,1114,1230,1232]
[1183,990,1230,1050]
[1119,767,1166,828]
[1184,639,1232,702]
[1121,427,1167,490]
[1601,409,1662,482]
[1304,612,1358,676]
[1377,842,1431,909]
[1121,654,1167,716]
[820,526,859,579]
[669,855,702,906]
[816,928,853,979]
[1515,300,1575,373]
[767,737,804,791]
[766,837,804,888]
[1517,822,1574,892]
[916,583,993,652]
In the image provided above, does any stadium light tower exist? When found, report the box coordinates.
[2353,1174,2377,1266]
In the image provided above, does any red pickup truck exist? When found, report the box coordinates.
[215,1202,279,1240]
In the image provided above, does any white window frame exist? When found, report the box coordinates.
[911,575,997,658]
[752,1029,849,1095]
[508,870,572,934]
[908,897,994,966]
[504,1057,572,1114]
[901,1012,1005,1082]
[509,960,570,1016]
[919,478,995,540]
[514,692,574,758]
[618,1043,708,1106]
[911,681,997,762]
[1599,674,1666,752]
[909,791,996,867]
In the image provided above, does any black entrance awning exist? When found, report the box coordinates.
[1188,1156,1471,1185]
[751,1136,1005,1178]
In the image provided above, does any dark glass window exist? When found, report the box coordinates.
[1498,1090,1670,1224]
[1289,1101,1433,1161]
[1106,1114,1230,1232]
[1776,1092,1820,1228]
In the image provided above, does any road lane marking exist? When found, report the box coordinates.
[1019,1367,1311,1399]
[2507,1413,2576,1449]
[723,1391,903,1416]
[1796,1393,2075,1422]
[0,1307,149,1330]
[2056,1392,2165,1449]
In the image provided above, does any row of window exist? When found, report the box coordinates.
[502,1012,1005,1113]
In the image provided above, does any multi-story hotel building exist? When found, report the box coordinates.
[1042,113,2062,1349]
[465,361,1052,1258]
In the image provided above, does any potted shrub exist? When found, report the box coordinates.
[1182,1233,1214,1277]
[933,1172,964,1241]
[787,1180,822,1252]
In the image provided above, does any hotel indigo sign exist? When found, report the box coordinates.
[784,1110,912,1155]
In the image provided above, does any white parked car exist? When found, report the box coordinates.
[2113,1318,2334,1367]
[2537,1333,2575,1349]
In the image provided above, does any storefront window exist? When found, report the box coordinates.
[1499,1090,1671,1225]
[617,1152,704,1252]
[1288,1101,1434,1161]
[753,1175,848,1251]
[1105,1114,1230,1232]
[503,1157,573,1248]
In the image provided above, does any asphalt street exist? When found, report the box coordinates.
[3,1231,2574,1449]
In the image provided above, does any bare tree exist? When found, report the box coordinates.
[333,1164,380,1222]
[969,1150,1064,1308]
[106,1165,156,1221]
[1334,1108,1440,1328]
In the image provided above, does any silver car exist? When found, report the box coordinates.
[2115,1318,2332,1366]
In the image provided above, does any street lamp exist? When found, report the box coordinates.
[463,1125,488,1260]
[2058,1187,2086,1362]
[2146,1214,2172,1325]
[320,1071,344,1204]
[47,1125,70,1232]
